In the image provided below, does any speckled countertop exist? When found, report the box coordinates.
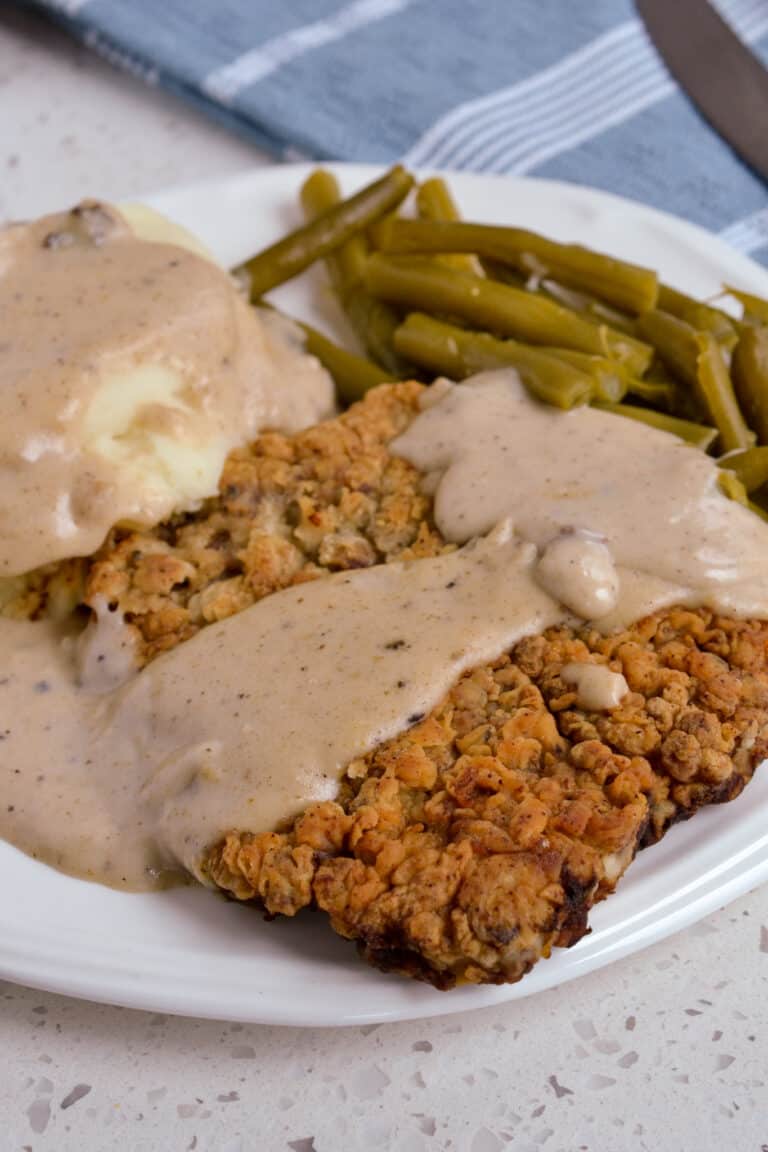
[1,9,767,1152]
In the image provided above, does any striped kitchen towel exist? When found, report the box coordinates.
[18,0,768,265]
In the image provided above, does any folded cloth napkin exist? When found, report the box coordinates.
[19,0,768,265]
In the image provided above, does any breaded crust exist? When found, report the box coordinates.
[206,608,768,988]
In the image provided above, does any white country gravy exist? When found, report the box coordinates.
[0,201,334,577]
[3,355,768,887]
[393,372,768,625]
[0,528,561,888]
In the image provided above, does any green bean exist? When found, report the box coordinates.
[545,349,627,404]
[416,178,459,221]
[368,210,400,250]
[635,309,699,387]
[300,169,367,291]
[395,314,626,403]
[300,322,391,404]
[366,255,653,374]
[723,284,768,325]
[393,314,593,408]
[480,259,528,289]
[739,479,768,519]
[644,356,704,421]
[299,169,404,376]
[717,470,749,505]
[635,310,750,447]
[658,284,738,348]
[537,278,637,335]
[624,374,680,411]
[258,305,389,405]
[695,331,754,453]
[732,325,768,445]
[344,298,407,377]
[646,357,679,383]
[719,446,768,492]
[486,263,635,335]
[415,179,484,276]
[594,403,718,449]
[644,361,686,412]
[378,218,659,314]
[241,165,414,298]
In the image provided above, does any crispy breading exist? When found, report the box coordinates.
[206,607,768,988]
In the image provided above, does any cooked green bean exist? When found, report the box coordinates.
[546,349,628,404]
[300,169,367,291]
[732,325,768,445]
[343,298,408,377]
[393,314,593,408]
[416,178,459,221]
[537,278,637,335]
[723,284,768,325]
[719,446,768,492]
[635,309,699,387]
[594,402,718,449]
[242,165,414,298]
[658,284,738,348]
[258,305,389,404]
[638,311,753,447]
[695,331,754,453]
[645,353,704,421]
[636,316,705,420]
[299,168,404,376]
[480,259,528,289]
[394,314,627,404]
[624,374,679,411]
[486,263,635,337]
[366,255,653,374]
[299,321,391,404]
[415,178,484,276]
[378,218,659,314]
[717,470,748,504]
[368,211,399,250]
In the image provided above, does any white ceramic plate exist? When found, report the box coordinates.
[3,165,768,1028]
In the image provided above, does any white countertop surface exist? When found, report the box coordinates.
[1,8,767,1152]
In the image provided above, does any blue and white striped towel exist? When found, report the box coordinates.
[19,0,768,265]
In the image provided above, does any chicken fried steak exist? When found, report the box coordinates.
[206,607,768,988]
[10,382,768,988]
